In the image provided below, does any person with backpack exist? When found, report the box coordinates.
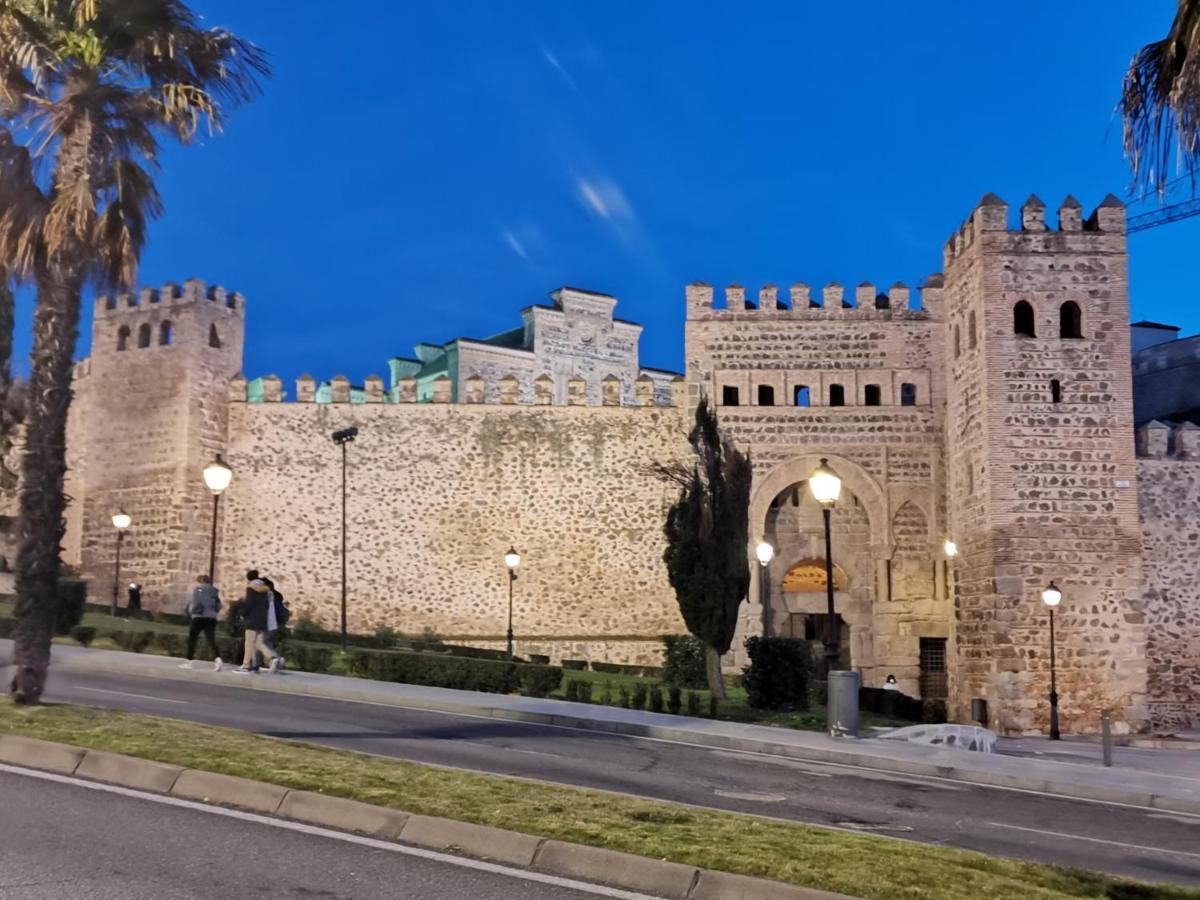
[180,575,223,671]
[234,578,279,674]
[258,576,289,673]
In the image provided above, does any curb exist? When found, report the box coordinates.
[0,733,854,900]
[45,646,1200,817]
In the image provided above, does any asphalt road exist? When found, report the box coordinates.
[37,667,1200,888]
[0,769,646,900]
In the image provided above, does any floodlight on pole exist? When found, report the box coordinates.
[111,511,131,616]
[1042,581,1063,740]
[201,455,232,582]
[504,547,520,659]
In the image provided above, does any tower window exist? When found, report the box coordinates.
[829,384,845,407]
[1014,301,1036,338]
[209,323,222,348]
[794,385,810,407]
[721,385,740,406]
[1059,301,1082,339]
[116,326,130,351]
[1051,379,1062,403]
[757,384,775,406]
[864,384,881,406]
[968,310,977,349]
[159,321,173,346]
[900,382,917,406]
[137,323,151,348]
[953,324,961,359]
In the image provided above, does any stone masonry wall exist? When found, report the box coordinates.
[220,399,690,662]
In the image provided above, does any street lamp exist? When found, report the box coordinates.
[111,512,131,616]
[943,539,958,558]
[1042,581,1063,740]
[808,459,842,673]
[202,455,233,582]
[504,547,520,659]
[332,427,359,652]
[755,541,774,634]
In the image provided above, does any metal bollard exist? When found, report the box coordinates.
[1101,709,1113,767]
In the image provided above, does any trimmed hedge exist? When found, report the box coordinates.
[661,635,708,689]
[742,636,813,710]
[860,687,948,724]
[344,648,563,698]
[54,579,88,636]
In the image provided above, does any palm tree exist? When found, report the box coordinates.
[1122,1,1200,194]
[0,1,267,703]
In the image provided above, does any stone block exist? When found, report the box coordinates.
[76,750,183,793]
[0,735,85,774]
[691,869,851,899]
[533,841,697,899]
[399,814,542,866]
[171,769,287,813]
[278,790,409,838]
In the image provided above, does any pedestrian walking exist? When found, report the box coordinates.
[256,577,288,673]
[234,578,279,674]
[180,575,223,672]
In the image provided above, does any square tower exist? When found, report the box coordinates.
[942,194,1147,734]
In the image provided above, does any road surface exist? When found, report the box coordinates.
[34,667,1200,887]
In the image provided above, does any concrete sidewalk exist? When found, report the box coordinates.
[12,641,1200,815]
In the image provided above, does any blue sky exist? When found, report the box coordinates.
[22,1,1198,382]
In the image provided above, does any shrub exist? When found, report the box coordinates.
[70,625,96,647]
[410,627,445,653]
[859,686,927,722]
[327,651,354,676]
[631,682,648,710]
[349,649,519,694]
[518,664,562,698]
[110,630,155,654]
[661,635,708,689]
[564,680,580,702]
[374,625,400,649]
[922,699,948,724]
[225,599,246,639]
[599,682,613,705]
[618,684,631,708]
[155,633,186,657]
[648,684,664,713]
[54,579,88,635]
[561,659,588,671]
[529,654,550,665]
[742,636,812,710]
[577,681,593,703]
[0,617,12,639]
[291,616,326,643]
[290,644,334,673]
[686,691,701,717]
[667,685,682,715]
[708,695,719,718]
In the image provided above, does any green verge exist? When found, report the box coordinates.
[0,701,1191,900]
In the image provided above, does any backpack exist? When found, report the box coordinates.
[274,592,291,627]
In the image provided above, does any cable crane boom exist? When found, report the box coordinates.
[1127,198,1200,234]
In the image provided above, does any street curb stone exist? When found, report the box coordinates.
[533,840,698,899]
[171,769,288,813]
[691,869,851,900]
[278,790,410,838]
[0,734,85,774]
[75,749,183,793]
[399,814,544,867]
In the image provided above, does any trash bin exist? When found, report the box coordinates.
[971,698,988,727]
[828,670,861,737]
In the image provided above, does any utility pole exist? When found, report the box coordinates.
[332,427,359,652]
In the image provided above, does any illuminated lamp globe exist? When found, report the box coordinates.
[1041,582,1063,608]
[112,512,131,531]
[943,539,958,558]
[808,458,842,506]
[755,541,775,566]
[202,455,233,495]
[504,548,521,570]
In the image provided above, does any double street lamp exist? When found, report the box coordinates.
[202,456,233,582]
[808,459,843,673]
[1042,581,1063,740]
[504,547,521,659]
[755,541,775,634]
[111,512,131,616]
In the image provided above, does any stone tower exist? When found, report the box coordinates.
[942,193,1147,734]
[69,279,245,611]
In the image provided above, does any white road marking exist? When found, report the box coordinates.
[713,790,788,802]
[0,764,663,900]
[988,822,1200,859]
[79,687,188,705]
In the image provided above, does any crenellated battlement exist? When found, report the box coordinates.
[685,279,939,320]
[96,276,245,317]
[1137,421,1200,460]
[942,192,1126,266]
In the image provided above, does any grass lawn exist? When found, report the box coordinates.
[0,700,1191,900]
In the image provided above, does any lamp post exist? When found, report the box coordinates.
[1042,581,1063,740]
[111,512,131,616]
[755,541,775,635]
[202,455,233,582]
[808,459,843,673]
[504,547,521,660]
[332,427,359,652]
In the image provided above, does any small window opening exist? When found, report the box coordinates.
[1014,301,1036,338]
[874,292,890,310]
[722,385,740,406]
[829,384,845,407]
[757,384,775,406]
[159,321,173,346]
[864,384,882,406]
[106,296,117,311]
[954,325,961,359]
[137,323,151,348]
[794,386,810,407]
[1059,301,1082,339]
[968,310,977,349]
[1051,379,1062,403]
[116,326,130,351]
[900,382,917,406]
[209,323,222,348]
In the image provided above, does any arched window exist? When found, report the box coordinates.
[900,382,917,406]
[757,384,775,406]
[116,326,130,351]
[137,323,151,348]
[953,324,961,359]
[1051,379,1062,403]
[1059,301,1082,339]
[209,324,222,348]
[968,310,977,349]
[829,384,845,407]
[721,385,740,406]
[1013,301,1036,338]
[159,321,173,346]
[864,384,881,406]
[794,385,810,407]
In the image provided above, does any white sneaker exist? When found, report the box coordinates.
[178,661,193,669]
[233,666,252,674]
[213,658,223,672]
[269,657,283,673]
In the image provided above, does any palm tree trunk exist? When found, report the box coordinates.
[9,264,81,703]
[0,272,17,495]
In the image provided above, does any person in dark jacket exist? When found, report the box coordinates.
[234,579,278,673]
[180,575,223,672]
